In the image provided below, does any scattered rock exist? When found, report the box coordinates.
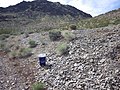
[0,25,120,90]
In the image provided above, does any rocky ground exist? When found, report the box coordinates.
[0,24,120,90]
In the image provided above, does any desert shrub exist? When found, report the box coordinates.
[29,40,37,48]
[62,30,75,41]
[18,48,32,58]
[0,34,10,40]
[20,32,24,34]
[0,43,10,53]
[69,24,77,30]
[32,82,46,90]
[0,43,5,51]
[49,31,62,41]
[0,29,17,35]
[0,43,4,50]
[56,43,69,55]
[10,51,18,58]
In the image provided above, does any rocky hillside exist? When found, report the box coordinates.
[0,0,91,31]
[0,0,91,18]
[0,24,120,90]
[78,8,120,29]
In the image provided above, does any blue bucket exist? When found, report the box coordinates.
[38,54,46,66]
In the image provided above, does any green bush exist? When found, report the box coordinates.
[69,24,77,30]
[49,31,62,41]
[56,43,69,55]
[62,30,75,41]
[32,82,46,90]
[29,40,37,48]
[18,48,32,58]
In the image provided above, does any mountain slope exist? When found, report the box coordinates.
[0,0,92,32]
[78,8,120,29]
[0,0,91,18]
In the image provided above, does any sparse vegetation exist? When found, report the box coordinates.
[18,48,32,58]
[49,30,62,41]
[78,11,120,29]
[78,17,111,29]
[10,48,32,58]
[32,82,46,90]
[112,18,120,25]
[29,40,37,48]
[0,29,17,35]
[56,43,69,55]
[1,1,120,90]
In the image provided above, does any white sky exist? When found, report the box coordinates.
[0,0,120,16]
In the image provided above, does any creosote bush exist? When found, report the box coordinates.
[49,30,62,41]
[0,43,10,53]
[29,40,37,48]
[32,82,46,90]
[56,43,69,55]
[69,24,77,30]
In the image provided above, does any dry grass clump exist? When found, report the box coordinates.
[10,48,32,58]
[62,30,75,41]
[56,42,69,55]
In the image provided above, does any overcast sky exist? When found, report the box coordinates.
[0,0,120,16]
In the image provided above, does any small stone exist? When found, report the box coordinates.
[115,69,119,73]
[78,65,83,70]
[69,51,74,55]
[83,54,88,59]
[0,80,4,84]
[100,59,106,63]
[90,59,94,63]
[7,80,9,83]
[11,82,15,85]
[24,86,29,90]
[56,75,60,80]
[74,63,79,67]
